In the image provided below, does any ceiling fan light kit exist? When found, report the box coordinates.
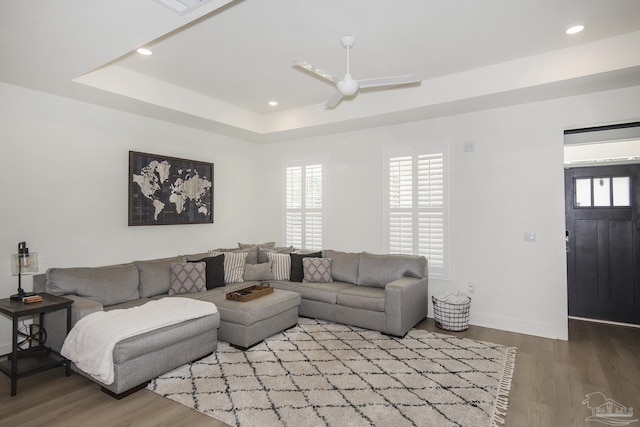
[294,34,422,109]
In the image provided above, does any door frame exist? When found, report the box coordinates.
[560,122,640,336]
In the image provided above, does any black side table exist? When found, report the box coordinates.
[0,293,73,396]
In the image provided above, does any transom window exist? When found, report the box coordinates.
[575,176,631,207]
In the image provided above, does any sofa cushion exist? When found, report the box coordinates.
[357,253,427,288]
[270,280,355,304]
[136,256,187,298]
[290,251,322,282]
[323,250,360,284]
[189,254,225,289]
[244,262,274,281]
[184,252,209,261]
[303,257,333,283]
[46,264,140,306]
[267,252,291,280]
[169,262,206,295]
[336,286,385,312]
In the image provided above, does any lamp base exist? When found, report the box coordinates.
[10,291,37,301]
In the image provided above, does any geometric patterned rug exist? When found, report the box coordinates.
[148,318,516,427]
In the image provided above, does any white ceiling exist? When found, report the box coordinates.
[2,0,640,142]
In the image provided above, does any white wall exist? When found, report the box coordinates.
[256,85,640,340]
[0,83,262,353]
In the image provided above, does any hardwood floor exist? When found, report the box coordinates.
[1,318,638,426]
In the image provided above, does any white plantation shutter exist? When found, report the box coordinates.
[386,150,449,278]
[285,162,323,250]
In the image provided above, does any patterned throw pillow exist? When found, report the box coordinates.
[290,251,322,282]
[210,251,248,284]
[169,262,206,295]
[267,252,291,280]
[303,257,333,283]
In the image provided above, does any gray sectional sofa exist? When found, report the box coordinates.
[33,248,427,397]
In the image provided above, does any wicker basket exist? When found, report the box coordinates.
[432,295,471,331]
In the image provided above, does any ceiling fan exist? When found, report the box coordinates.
[294,35,422,109]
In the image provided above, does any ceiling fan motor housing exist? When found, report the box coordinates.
[337,74,359,96]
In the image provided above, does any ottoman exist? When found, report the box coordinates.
[206,288,301,349]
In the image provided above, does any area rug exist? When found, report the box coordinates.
[148,318,516,427]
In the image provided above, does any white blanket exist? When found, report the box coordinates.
[436,291,470,304]
[61,297,218,385]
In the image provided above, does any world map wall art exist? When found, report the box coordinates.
[129,151,214,226]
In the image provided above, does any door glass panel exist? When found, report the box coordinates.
[593,177,611,207]
[612,177,631,206]
[575,178,592,207]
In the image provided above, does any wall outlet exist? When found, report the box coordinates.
[463,141,475,152]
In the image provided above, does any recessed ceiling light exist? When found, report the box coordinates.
[137,48,153,56]
[566,25,585,35]
[268,101,278,106]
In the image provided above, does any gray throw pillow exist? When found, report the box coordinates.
[169,262,206,295]
[244,262,274,281]
[238,242,276,249]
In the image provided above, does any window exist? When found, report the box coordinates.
[285,162,323,250]
[385,147,449,279]
[575,176,631,207]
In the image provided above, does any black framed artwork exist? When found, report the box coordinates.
[129,151,214,226]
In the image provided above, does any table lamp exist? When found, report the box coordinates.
[10,242,38,301]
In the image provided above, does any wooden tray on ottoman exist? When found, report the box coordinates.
[226,285,273,302]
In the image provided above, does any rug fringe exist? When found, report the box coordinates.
[492,346,517,427]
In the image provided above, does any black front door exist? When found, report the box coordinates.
[565,164,640,325]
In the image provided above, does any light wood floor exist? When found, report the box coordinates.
[1,318,639,427]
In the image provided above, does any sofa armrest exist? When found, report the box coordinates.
[384,276,428,336]
[65,295,104,325]
[38,295,103,353]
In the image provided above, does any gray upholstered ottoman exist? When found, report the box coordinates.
[205,288,301,349]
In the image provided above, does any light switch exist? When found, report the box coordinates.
[524,232,536,242]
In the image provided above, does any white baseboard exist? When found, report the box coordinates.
[429,311,562,339]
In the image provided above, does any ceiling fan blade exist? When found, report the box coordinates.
[358,74,422,89]
[293,57,341,84]
[324,91,343,109]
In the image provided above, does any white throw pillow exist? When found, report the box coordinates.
[267,252,291,280]
[210,251,248,284]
